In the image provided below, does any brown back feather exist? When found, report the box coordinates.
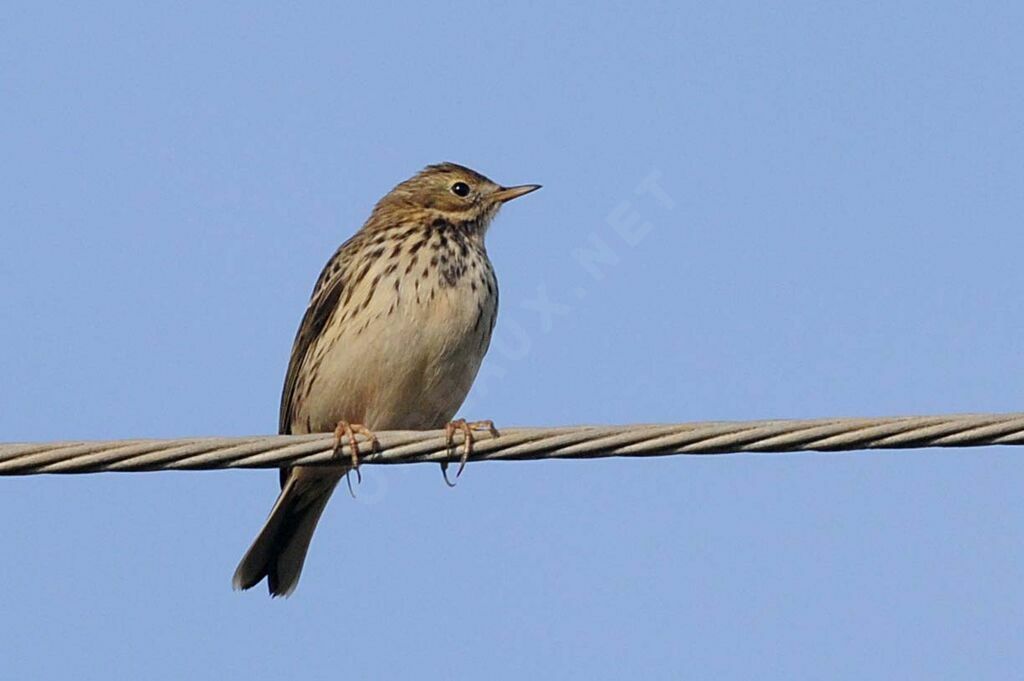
[278,237,362,436]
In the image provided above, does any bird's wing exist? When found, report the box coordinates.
[278,242,353,436]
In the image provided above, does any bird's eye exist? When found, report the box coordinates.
[451,182,471,197]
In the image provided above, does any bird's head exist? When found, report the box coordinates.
[369,162,540,235]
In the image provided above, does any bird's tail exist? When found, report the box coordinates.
[232,468,342,597]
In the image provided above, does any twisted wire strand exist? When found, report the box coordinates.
[1,412,1022,476]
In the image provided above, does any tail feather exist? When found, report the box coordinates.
[233,470,341,597]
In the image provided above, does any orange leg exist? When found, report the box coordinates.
[332,421,379,498]
[441,419,500,487]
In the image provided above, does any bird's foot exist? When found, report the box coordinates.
[332,421,378,498]
[441,419,500,487]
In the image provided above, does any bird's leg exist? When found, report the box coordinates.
[332,421,378,498]
[441,419,500,487]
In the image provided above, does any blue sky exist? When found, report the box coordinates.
[2,2,1023,679]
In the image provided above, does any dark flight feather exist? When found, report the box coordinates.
[278,244,355,436]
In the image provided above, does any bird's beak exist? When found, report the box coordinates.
[493,184,542,203]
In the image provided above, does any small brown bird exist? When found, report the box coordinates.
[233,162,540,596]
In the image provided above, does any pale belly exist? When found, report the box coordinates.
[296,281,495,432]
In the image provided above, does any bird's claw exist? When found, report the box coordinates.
[441,419,499,486]
[440,461,457,488]
[332,421,378,498]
